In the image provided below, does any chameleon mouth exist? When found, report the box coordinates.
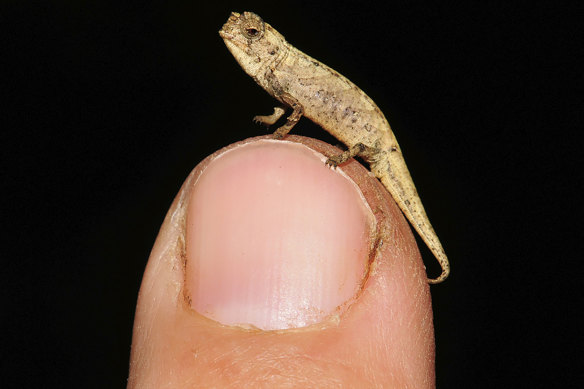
[219,12,241,41]
[218,29,232,40]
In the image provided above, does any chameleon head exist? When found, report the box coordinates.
[219,12,287,79]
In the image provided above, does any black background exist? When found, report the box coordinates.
[2,0,581,387]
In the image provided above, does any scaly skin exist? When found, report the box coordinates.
[219,12,449,283]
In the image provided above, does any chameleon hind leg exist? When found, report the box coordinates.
[326,143,380,167]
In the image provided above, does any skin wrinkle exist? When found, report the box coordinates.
[187,330,323,383]
[207,347,346,387]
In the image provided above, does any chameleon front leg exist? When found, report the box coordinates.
[271,93,304,139]
[251,93,303,139]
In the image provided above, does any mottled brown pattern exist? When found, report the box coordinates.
[219,11,449,283]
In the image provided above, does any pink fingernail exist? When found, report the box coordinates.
[185,140,374,330]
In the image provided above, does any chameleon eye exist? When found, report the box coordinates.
[240,12,265,40]
[245,27,260,37]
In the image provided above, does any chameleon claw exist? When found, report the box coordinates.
[253,116,269,127]
[326,151,351,168]
[325,157,340,168]
[253,107,286,127]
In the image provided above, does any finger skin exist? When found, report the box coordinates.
[128,135,435,388]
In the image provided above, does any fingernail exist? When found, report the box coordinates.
[185,139,375,330]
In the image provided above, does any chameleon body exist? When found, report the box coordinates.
[219,12,450,283]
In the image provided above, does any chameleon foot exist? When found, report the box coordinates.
[325,154,348,168]
[253,107,286,127]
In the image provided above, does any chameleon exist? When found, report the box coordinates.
[219,11,450,284]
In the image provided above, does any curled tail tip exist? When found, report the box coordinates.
[427,266,450,284]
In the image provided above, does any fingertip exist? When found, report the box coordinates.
[129,136,435,388]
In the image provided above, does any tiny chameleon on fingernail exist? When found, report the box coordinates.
[219,12,450,284]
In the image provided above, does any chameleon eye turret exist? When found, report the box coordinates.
[239,12,265,40]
